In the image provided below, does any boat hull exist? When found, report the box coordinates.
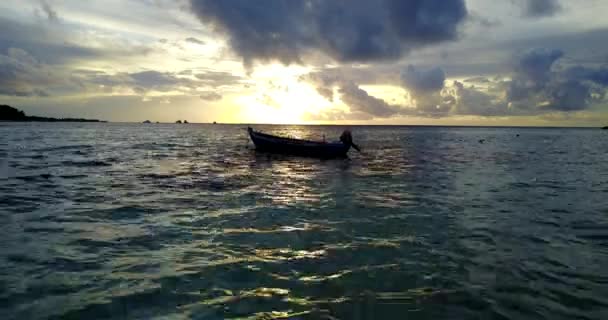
[249,129,350,158]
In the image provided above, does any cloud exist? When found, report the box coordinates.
[304,109,373,121]
[505,48,564,106]
[70,69,243,95]
[188,0,468,67]
[464,76,491,83]
[40,0,59,22]
[199,91,222,101]
[302,47,608,120]
[590,68,608,86]
[130,70,184,89]
[0,17,100,65]
[563,66,608,86]
[0,45,244,99]
[400,65,451,116]
[467,12,501,28]
[401,65,446,94]
[541,80,591,111]
[504,48,608,113]
[338,81,402,118]
[185,37,205,45]
[521,0,562,18]
[0,17,158,66]
[302,71,406,119]
[305,67,456,119]
[0,48,53,97]
[194,70,242,85]
[316,87,334,102]
[121,72,188,93]
[514,48,563,83]
[449,81,507,116]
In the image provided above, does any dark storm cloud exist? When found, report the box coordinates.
[563,66,608,86]
[515,48,563,83]
[589,68,608,86]
[521,0,562,18]
[541,80,591,111]
[188,0,467,66]
[400,65,446,94]
[506,48,563,104]
[505,48,608,112]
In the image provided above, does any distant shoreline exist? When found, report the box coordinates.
[0,104,105,122]
[0,118,106,123]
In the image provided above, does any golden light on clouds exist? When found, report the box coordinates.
[2,0,608,125]
[236,64,334,124]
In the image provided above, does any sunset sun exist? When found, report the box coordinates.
[237,64,334,124]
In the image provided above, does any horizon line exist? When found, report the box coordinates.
[68,121,606,129]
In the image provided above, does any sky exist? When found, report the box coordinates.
[1,0,608,126]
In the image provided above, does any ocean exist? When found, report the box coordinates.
[1,123,607,319]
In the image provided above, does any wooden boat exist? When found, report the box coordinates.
[248,127,359,158]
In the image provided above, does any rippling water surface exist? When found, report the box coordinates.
[1,123,608,319]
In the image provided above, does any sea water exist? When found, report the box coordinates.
[1,123,607,319]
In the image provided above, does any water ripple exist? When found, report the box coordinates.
[1,124,608,319]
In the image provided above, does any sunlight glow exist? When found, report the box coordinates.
[237,64,333,124]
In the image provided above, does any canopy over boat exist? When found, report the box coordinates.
[248,127,359,158]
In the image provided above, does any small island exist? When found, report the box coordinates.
[602,126,608,130]
[1,104,104,122]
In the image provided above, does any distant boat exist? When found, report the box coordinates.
[213,121,217,124]
[143,120,151,123]
[248,127,360,158]
[184,120,189,124]
[176,120,182,124]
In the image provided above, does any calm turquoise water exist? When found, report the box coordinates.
[1,123,608,319]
